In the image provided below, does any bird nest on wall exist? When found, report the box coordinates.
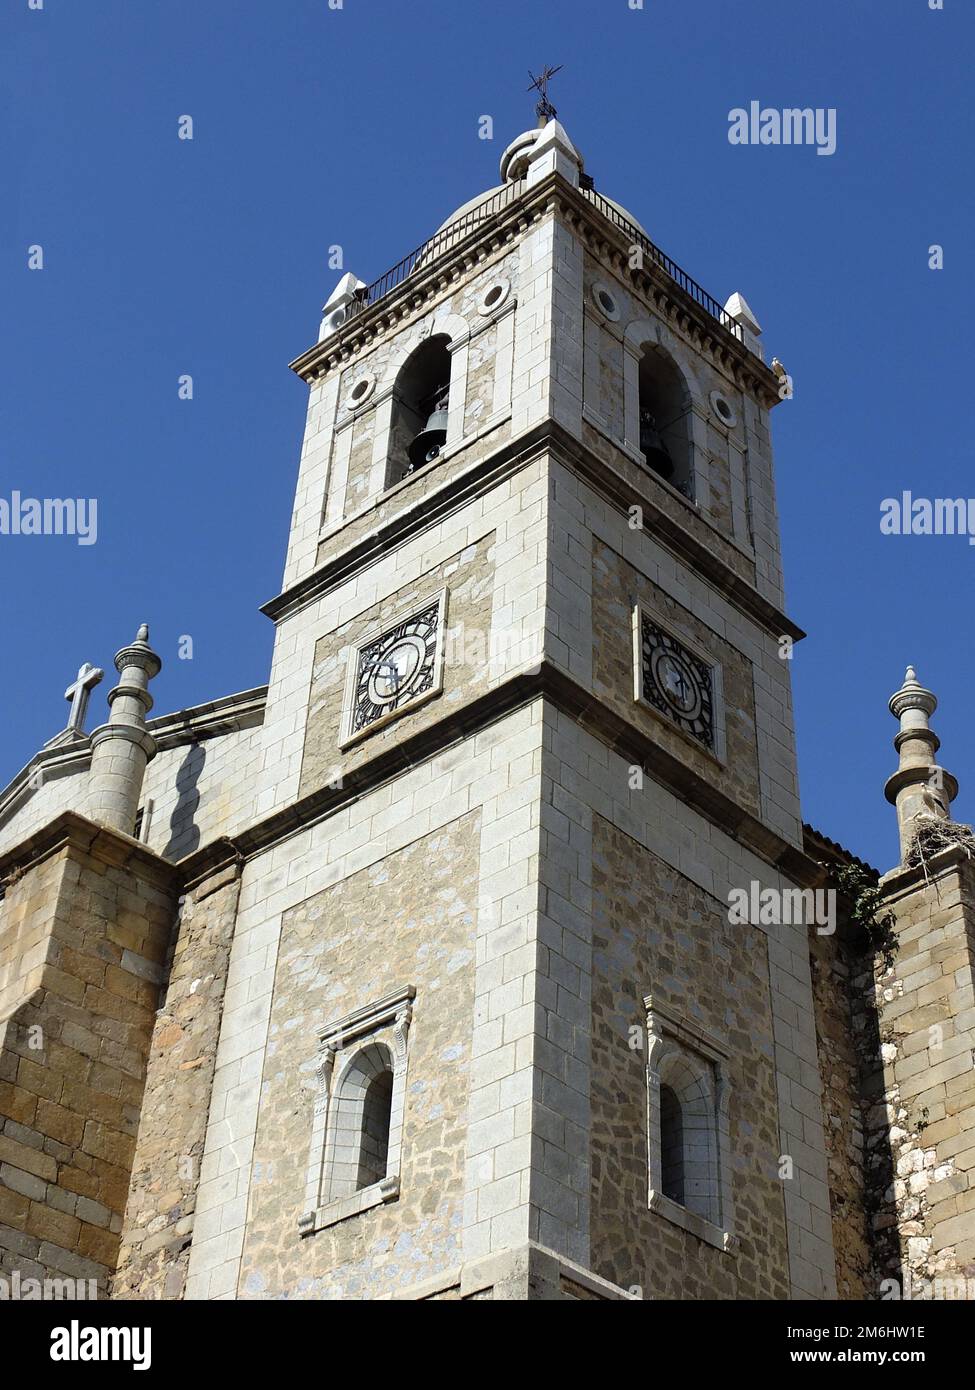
[906,818,975,876]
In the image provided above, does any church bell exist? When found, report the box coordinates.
[407,388,450,472]
[639,408,673,480]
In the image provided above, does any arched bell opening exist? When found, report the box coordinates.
[387,336,452,486]
[637,347,694,500]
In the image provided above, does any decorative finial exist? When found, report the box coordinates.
[112,623,161,680]
[889,665,936,721]
[885,665,957,863]
[87,622,162,835]
[318,272,367,343]
[527,64,563,126]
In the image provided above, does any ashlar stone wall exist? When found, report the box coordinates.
[589,816,792,1298]
[237,814,479,1298]
[590,538,763,820]
[0,815,178,1294]
[807,923,874,1299]
[186,706,549,1299]
[538,704,837,1300]
[299,534,496,798]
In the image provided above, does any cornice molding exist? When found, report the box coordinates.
[260,418,804,645]
[0,810,181,893]
[0,744,94,829]
[261,428,539,623]
[0,687,268,830]
[288,172,781,407]
[148,686,267,751]
[555,183,781,407]
[879,843,975,899]
[289,187,542,384]
[176,661,823,894]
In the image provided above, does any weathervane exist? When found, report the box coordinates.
[527,64,563,125]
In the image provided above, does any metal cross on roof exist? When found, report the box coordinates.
[527,64,563,124]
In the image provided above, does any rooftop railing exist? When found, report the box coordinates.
[585,190,744,344]
[348,178,742,345]
[355,185,521,310]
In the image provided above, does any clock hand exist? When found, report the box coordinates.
[376,658,401,693]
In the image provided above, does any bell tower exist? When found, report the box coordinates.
[182,109,839,1301]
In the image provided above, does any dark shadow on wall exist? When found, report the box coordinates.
[163,742,206,859]
[857,962,900,1295]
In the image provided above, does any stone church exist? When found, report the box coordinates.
[2,113,973,1302]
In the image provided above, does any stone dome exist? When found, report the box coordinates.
[429,185,509,240]
[427,123,650,250]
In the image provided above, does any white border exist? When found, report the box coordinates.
[590,279,621,322]
[631,603,726,764]
[344,373,377,411]
[339,589,449,749]
[709,389,738,430]
[476,278,511,317]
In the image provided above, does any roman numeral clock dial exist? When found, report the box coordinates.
[638,615,715,751]
[347,598,443,741]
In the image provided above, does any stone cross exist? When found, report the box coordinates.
[63,661,104,734]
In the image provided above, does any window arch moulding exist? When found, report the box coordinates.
[644,992,738,1254]
[299,984,415,1236]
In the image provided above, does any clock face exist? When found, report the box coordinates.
[349,599,442,739]
[639,616,715,750]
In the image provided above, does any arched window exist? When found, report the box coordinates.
[637,347,694,500]
[326,1041,395,1202]
[388,336,452,486]
[645,998,734,1250]
[357,1067,393,1190]
[657,1052,720,1225]
[659,1084,685,1205]
[300,986,413,1236]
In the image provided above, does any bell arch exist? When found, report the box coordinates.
[386,335,453,486]
[381,311,471,489]
[623,320,705,502]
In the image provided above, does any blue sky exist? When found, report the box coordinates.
[2,0,971,872]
